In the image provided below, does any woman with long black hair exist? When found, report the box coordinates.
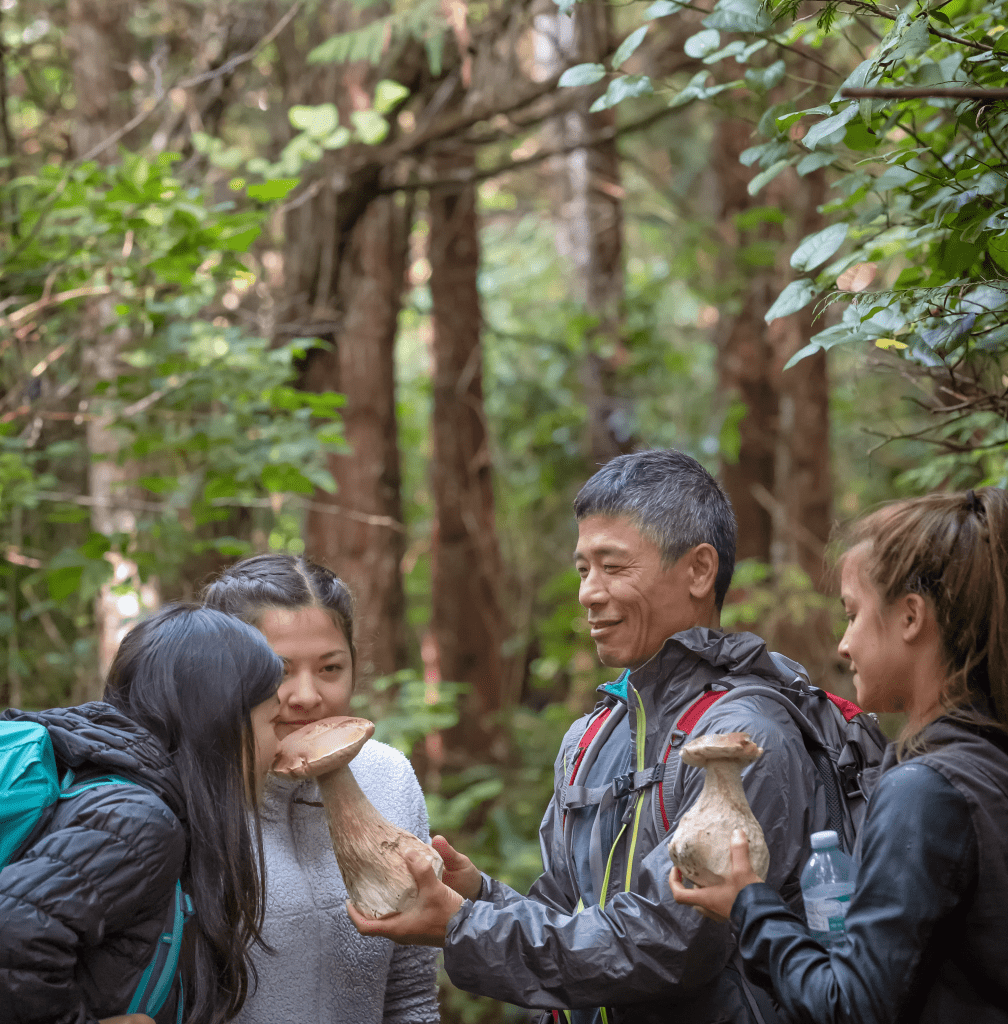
[1,604,283,1024]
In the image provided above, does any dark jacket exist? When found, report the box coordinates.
[0,702,188,1024]
[732,715,1008,1024]
[444,629,831,1024]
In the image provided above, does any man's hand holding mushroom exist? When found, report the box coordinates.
[347,846,466,946]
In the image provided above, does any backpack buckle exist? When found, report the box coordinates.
[610,773,634,801]
[839,764,861,799]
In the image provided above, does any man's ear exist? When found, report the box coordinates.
[901,592,928,643]
[688,544,719,602]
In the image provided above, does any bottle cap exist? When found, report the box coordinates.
[810,830,840,850]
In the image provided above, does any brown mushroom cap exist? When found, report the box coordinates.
[679,731,763,768]
[273,716,375,778]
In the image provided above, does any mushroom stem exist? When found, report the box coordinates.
[668,731,770,887]
[273,716,444,919]
[315,764,444,919]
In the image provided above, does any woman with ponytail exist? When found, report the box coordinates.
[1,604,283,1024]
[672,487,1008,1023]
[203,554,440,1024]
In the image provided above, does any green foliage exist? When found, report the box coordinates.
[0,141,344,705]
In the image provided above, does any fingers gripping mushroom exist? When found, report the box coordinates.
[668,732,770,887]
[273,716,445,919]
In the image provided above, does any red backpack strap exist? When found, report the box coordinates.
[823,691,865,722]
[656,690,731,833]
[568,706,613,786]
[675,689,728,733]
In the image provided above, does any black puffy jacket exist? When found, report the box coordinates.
[0,702,188,1024]
[732,715,1008,1024]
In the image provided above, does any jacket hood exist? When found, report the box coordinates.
[620,627,808,697]
[5,701,187,825]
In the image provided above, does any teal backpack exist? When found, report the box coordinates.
[0,720,194,1023]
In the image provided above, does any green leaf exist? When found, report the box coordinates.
[261,464,315,495]
[796,152,834,176]
[589,75,653,112]
[217,226,261,252]
[558,63,606,88]
[685,30,721,60]
[351,109,390,145]
[790,223,848,271]
[289,104,339,138]
[645,0,684,17]
[802,103,859,151]
[374,80,410,114]
[613,26,648,70]
[47,566,83,601]
[747,158,791,196]
[247,178,300,201]
[703,0,772,33]
[719,398,747,465]
[745,59,785,93]
[765,279,819,322]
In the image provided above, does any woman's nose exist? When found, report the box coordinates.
[280,667,322,709]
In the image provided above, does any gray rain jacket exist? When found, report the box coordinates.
[444,628,831,1024]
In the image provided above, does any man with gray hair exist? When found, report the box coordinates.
[351,448,829,1024]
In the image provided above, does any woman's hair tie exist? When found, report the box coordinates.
[967,489,981,515]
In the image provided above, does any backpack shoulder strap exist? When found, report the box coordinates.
[128,879,195,1021]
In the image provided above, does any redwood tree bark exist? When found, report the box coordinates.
[300,193,412,677]
[427,153,507,756]
[537,0,632,465]
[714,116,833,574]
[274,4,423,679]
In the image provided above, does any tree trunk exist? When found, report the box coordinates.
[274,4,423,679]
[427,153,507,759]
[536,0,632,466]
[301,194,412,678]
[713,116,777,563]
[68,0,154,687]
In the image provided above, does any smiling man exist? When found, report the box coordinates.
[351,449,828,1024]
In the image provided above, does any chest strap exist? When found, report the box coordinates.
[565,763,667,815]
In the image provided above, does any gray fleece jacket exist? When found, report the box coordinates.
[234,738,440,1024]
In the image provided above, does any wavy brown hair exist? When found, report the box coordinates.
[844,487,1008,752]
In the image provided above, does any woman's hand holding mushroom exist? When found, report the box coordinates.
[670,828,763,923]
[347,846,465,946]
[432,834,483,902]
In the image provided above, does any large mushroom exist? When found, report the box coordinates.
[273,715,444,919]
[667,731,769,887]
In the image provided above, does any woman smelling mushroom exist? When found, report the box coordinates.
[203,555,440,1024]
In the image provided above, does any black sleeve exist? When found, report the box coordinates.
[0,785,186,1024]
[731,762,977,1024]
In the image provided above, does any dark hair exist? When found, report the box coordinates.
[201,553,356,677]
[845,487,1008,743]
[573,449,737,609]
[103,604,283,1024]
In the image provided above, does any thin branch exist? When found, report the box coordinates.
[33,489,406,532]
[382,104,679,194]
[843,86,1008,100]
[0,1,18,233]
[1,285,111,326]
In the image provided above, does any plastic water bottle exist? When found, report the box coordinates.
[801,830,856,948]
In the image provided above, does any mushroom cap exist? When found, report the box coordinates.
[273,716,375,778]
[679,731,763,768]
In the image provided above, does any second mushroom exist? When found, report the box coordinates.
[668,731,769,887]
[273,715,445,919]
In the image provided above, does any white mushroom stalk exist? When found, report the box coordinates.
[668,731,770,888]
[273,715,445,919]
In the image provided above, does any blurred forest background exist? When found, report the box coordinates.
[2,0,1006,1018]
